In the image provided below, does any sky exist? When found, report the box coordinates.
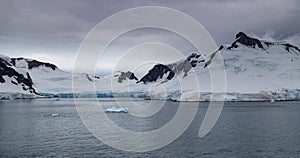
[0,0,300,73]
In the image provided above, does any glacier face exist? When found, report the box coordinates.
[1,32,300,101]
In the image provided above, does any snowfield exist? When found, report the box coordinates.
[1,33,300,101]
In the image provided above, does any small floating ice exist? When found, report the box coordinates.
[105,107,128,113]
[270,99,275,103]
[51,113,60,117]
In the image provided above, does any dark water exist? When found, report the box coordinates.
[0,99,299,157]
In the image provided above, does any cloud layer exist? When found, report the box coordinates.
[0,0,299,72]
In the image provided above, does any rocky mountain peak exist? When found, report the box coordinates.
[11,57,58,70]
[0,56,36,94]
[227,32,300,53]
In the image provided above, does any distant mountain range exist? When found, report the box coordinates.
[1,32,300,101]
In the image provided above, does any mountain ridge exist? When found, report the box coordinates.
[1,32,300,101]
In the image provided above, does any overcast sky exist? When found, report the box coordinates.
[0,0,299,72]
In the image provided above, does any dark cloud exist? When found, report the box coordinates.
[0,0,299,71]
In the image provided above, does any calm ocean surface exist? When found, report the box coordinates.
[0,99,299,157]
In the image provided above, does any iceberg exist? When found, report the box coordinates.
[51,113,60,117]
[105,107,128,113]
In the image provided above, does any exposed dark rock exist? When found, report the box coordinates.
[0,58,37,94]
[11,80,17,85]
[264,41,274,47]
[282,43,300,52]
[0,76,4,83]
[116,71,138,83]
[94,76,100,79]
[137,53,204,84]
[86,74,93,81]
[227,32,300,54]
[228,32,264,50]
[168,53,204,77]
[138,64,175,84]
[11,57,57,70]
[204,45,224,68]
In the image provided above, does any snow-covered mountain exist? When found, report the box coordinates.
[1,32,300,101]
[200,32,300,101]
[0,54,37,98]
[94,32,300,101]
[0,54,99,99]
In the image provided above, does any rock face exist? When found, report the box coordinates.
[227,32,300,53]
[167,53,204,77]
[281,43,300,52]
[115,71,138,83]
[228,32,264,50]
[0,58,36,94]
[138,64,175,84]
[137,53,204,84]
[11,57,57,70]
[0,55,62,94]
[204,45,224,68]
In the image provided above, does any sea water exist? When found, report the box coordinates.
[0,99,299,157]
